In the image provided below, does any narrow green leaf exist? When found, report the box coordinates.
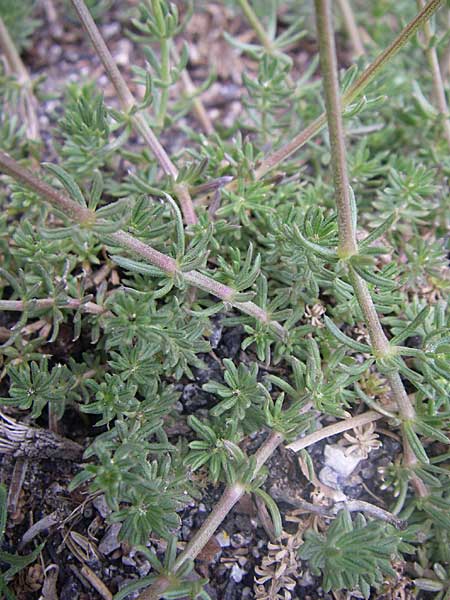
[111,255,165,277]
[113,576,157,600]
[187,415,217,445]
[254,488,282,539]
[43,163,86,207]
[324,316,371,353]
[293,226,339,261]
[359,212,397,249]
[403,421,429,464]
[415,421,450,444]
[352,264,397,290]
[390,306,430,345]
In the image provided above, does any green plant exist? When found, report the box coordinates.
[0,0,40,51]
[0,0,449,599]
[298,510,402,598]
[0,484,43,599]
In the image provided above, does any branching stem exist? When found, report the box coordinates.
[0,298,105,315]
[236,0,273,53]
[287,409,383,452]
[157,38,170,129]
[137,431,284,600]
[139,406,392,599]
[0,151,286,341]
[336,0,365,58]
[416,0,450,146]
[172,45,214,136]
[313,0,427,496]
[255,0,444,179]
[314,0,357,257]
[69,0,197,225]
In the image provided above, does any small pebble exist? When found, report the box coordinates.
[217,530,231,547]
[93,495,111,518]
[230,563,246,583]
[323,444,362,477]
[99,523,121,556]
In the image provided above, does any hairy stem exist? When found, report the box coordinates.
[313,0,427,496]
[287,409,384,452]
[236,0,295,89]
[315,0,358,257]
[348,267,390,357]
[336,0,365,58]
[0,298,105,315]
[140,403,389,600]
[416,0,450,146]
[439,10,450,83]
[137,432,284,600]
[0,151,94,224]
[157,38,170,130]
[172,45,214,136]
[0,152,286,340]
[69,0,197,225]
[255,0,444,179]
[236,0,273,53]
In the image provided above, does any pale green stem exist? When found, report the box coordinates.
[348,267,390,357]
[236,0,273,52]
[236,0,295,88]
[157,38,170,129]
[0,151,94,224]
[0,298,104,315]
[287,409,383,452]
[0,151,286,340]
[416,0,450,146]
[315,0,358,257]
[137,432,284,600]
[140,404,391,600]
[313,0,427,497]
[69,0,197,225]
[171,45,214,136]
[336,0,365,58]
[0,17,40,141]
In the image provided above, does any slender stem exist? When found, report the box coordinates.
[314,0,357,257]
[137,432,284,600]
[255,0,444,179]
[173,485,245,572]
[236,0,273,53]
[0,151,94,224]
[70,0,134,109]
[0,17,40,141]
[0,298,105,315]
[171,45,214,136]
[173,184,198,227]
[439,10,450,83]
[0,152,286,340]
[69,0,197,225]
[335,499,406,528]
[416,0,450,146]
[336,0,365,58]
[348,267,390,356]
[236,0,295,89]
[157,38,170,130]
[313,0,427,497]
[0,17,27,81]
[287,410,383,452]
[140,405,389,600]
[110,229,178,275]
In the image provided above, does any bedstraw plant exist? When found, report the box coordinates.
[0,1,449,599]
